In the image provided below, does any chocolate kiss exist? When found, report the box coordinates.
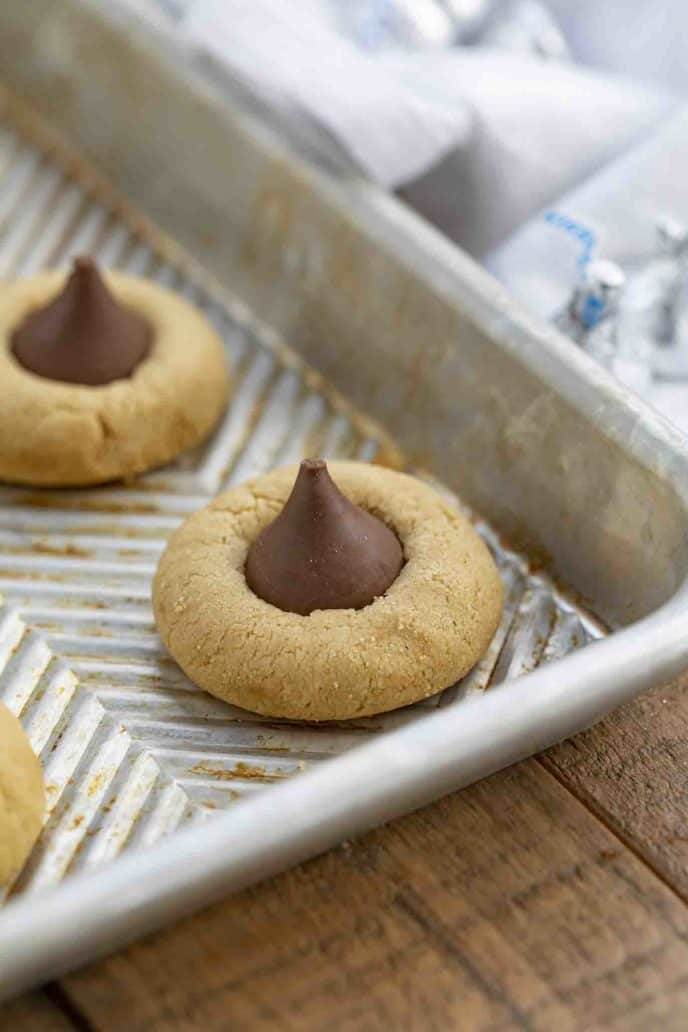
[12,256,151,385]
[245,459,403,615]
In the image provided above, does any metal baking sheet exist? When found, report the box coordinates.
[0,0,688,998]
[0,106,601,901]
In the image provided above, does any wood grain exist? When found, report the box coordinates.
[38,757,688,1032]
[0,990,75,1030]
[543,677,688,901]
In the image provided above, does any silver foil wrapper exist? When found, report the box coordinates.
[476,0,569,60]
[333,0,459,50]
[440,0,497,41]
[333,0,567,54]
[622,216,688,381]
[555,260,654,394]
[554,259,625,346]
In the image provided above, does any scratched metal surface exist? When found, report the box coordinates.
[0,114,602,901]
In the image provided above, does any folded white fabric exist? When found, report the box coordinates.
[182,0,672,257]
[487,105,688,318]
[487,103,688,431]
[184,0,473,185]
[546,0,688,94]
[384,49,671,255]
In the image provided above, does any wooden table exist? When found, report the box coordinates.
[4,675,688,1031]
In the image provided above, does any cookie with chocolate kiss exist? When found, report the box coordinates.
[0,258,229,485]
[246,459,403,614]
[12,257,151,385]
[153,461,504,721]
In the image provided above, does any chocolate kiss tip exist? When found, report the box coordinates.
[11,255,151,386]
[74,255,95,271]
[245,459,403,616]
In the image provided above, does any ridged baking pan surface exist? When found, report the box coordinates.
[0,100,602,901]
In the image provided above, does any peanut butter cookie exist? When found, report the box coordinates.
[0,703,44,887]
[153,461,503,721]
[0,259,229,485]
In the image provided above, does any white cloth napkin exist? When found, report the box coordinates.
[545,0,688,94]
[384,49,672,256]
[184,0,473,185]
[181,0,674,257]
[487,106,688,318]
[487,104,688,432]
